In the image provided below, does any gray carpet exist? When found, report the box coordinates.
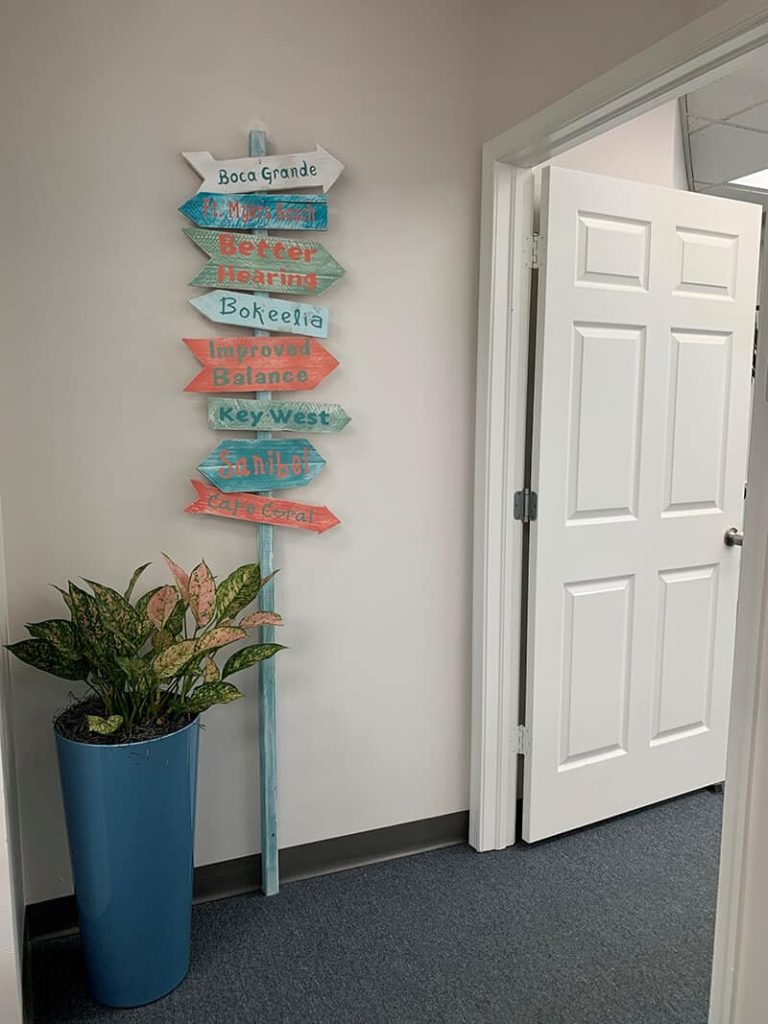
[29,789,723,1024]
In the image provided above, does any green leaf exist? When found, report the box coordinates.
[153,639,198,678]
[86,715,123,735]
[152,628,174,654]
[116,656,155,690]
[83,580,143,649]
[202,655,220,682]
[67,583,121,678]
[196,626,246,654]
[165,596,186,637]
[222,643,285,679]
[216,563,263,621]
[184,682,243,714]
[52,585,73,612]
[6,639,87,681]
[124,562,151,602]
[25,619,81,660]
[189,561,216,628]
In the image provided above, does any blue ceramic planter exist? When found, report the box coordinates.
[55,717,200,1008]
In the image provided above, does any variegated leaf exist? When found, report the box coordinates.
[83,579,143,648]
[152,628,175,655]
[124,562,151,602]
[202,655,220,682]
[222,643,285,679]
[216,563,263,621]
[162,553,190,604]
[165,597,186,637]
[25,619,81,660]
[189,561,216,628]
[86,715,123,735]
[185,682,243,715]
[239,611,283,629]
[196,626,246,654]
[146,586,179,630]
[68,583,123,676]
[153,639,198,678]
[6,639,87,681]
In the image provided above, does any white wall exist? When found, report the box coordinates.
[0,0,733,907]
[0,0,480,905]
[480,0,726,142]
[0,506,24,1023]
[547,101,689,188]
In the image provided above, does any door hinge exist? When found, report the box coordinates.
[512,724,530,756]
[513,488,538,523]
[523,232,544,270]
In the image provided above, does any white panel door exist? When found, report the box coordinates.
[523,166,761,843]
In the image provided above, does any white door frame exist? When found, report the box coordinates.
[470,1,768,1021]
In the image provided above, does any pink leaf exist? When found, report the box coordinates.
[239,611,283,629]
[189,560,216,627]
[146,586,179,630]
[196,626,247,653]
[162,553,190,604]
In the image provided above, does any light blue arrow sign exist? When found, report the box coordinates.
[197,438,326,492]
[179,193,328,231]
[208,398,351,433]
[190,290,328,338]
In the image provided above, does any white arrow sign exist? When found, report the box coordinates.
[183,145,344,195]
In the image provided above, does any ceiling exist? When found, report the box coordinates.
[684,45,768,202]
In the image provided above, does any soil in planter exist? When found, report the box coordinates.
[55,696,195,746]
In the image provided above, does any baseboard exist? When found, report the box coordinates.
[24,810,468,943]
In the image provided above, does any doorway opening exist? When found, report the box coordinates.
[471,13,768,1024]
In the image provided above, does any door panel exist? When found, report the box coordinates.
[523,167,761,843]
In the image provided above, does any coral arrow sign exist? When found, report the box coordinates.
[183,146,344,194]
[208,398,350,433]
[184,228,345,295]
[179,193,328,231]
[197,437,325,493]
[190,290,328,337]
[186,480,340,534]
[184,337,339,393]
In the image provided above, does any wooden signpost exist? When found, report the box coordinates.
[208,398,350,433]
[185,227,345,295]
[197,437,325,492]
[181,128,345,899]
[183,336,339,392]
[183,146,344,194]
[186,480,341,534]
[190,290,329,337]
[179,192,328,231]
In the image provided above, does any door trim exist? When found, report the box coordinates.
[470,4,768,1022]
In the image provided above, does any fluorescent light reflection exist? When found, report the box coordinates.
[729,168,768,190]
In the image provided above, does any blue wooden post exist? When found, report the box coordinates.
[249,129,279,896]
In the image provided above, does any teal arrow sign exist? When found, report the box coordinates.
[189,290,328,338]
[208,398,351,433]
[197,437,325,492]
[185,228,345,296]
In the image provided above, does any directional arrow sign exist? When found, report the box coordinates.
[197,438,325,493]
[185,228,345,296]
[184,336,339,393]
[190,290,328,338]
[208,398,350,433]
[183,146,344,195]
[179,193,328,231]
[186,480,340,534]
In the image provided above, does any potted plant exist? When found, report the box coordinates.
[6,554,283,1008]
